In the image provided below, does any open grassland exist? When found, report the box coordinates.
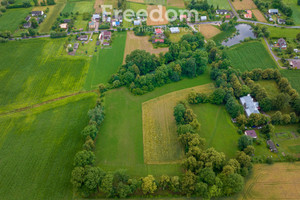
[0,8,31,32]
[198,24,221,39]
[227,41,277,72]
[169,28,193,43]
[267,26,300,39]
[232,0,256,10]
[84,32,126,89]
[123,31,169,63]
[281,70,300,94]
[283,0,300,25]
[191,104,239,158]
[126,1,147,12]
[62,0,95,14]
[207,0,231,9]
[39,0,67,33]
[95,72,212,177]
[0,39,89,112]
[256,80,280,98]
[0,93,97,200]
[142,83,214,164]
[252,9,267,22]
[147,5,168,25]
[167,0,185,8]
[235,163,300,200]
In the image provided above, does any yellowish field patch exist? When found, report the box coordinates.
[198,24,221,39]
[142,83,215,164]
[123,31,169,63]
[94,0,104,13]
[127,0,145,3]
[167,0,185,8]
[252,9,267,23]
[147,5,168,25]
[237,162,300,200]
[232,0,256,10]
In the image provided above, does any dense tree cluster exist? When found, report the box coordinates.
[109,33,208,95]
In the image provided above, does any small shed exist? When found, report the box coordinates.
[200,16,207,21]
[73,43,79,49]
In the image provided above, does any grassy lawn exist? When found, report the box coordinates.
[126,1,147,12]
[62,0,95,14]
[267,26,300,39]
[169,28,193,43]
[0,38,89,112]
[207,0,231,9]
[191,104,240,158]
[226,41,277,72]
[256,80,280,98]
[95,72,212,177]
[0,8,31,32]
[212,27,236,46]
[0,92,97,200]
[283,0,300,25]
[281,70,300,94]
[84,32,127,90]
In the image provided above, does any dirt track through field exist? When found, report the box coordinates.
[0,90,97,116]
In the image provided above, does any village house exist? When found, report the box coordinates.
[31,11,44,17]
[103,42,110,46]
[268,9,278,15]
[290,60,300,69]
[59,23,68,29]
[240,94,260,117]
[25,16,31,22]
[216,9,228,15]
[154,28,163,35]
[277,38,287,49]
[89,21,95,29]
[200,16,207,21]
[77,35,88,41]
[23,22,31,29]
[99,31,111,41]
[277,18,286,24]
[267,140,278,153]
[133,20,141,26]
[73,43,79,49]
[63,19,71,23]
[245,130,257,139]
[244,10,252,19]
[92,14,100,22]
[170,27,180,34]
[179,14,187,21]
[112,21,120,27]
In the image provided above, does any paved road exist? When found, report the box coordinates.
[227,0,240,19]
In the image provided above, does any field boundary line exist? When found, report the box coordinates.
[0,90,97,116]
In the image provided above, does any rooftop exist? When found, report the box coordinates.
[240,94,260,117]
[245,130,257,138]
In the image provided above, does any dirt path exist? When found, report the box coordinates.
[0,90,97,116]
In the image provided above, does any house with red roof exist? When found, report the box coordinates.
[155,28,163,35]
[245,130,257,139]
[244,10,252,19]
[153,39,164,43]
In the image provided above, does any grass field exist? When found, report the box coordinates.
[0,38,89,112]
[0,8,31,32]
[207,0,231,9]
[62,0,95,14]
[198,24,221,39]
[283,0,300,25]
[227,41,277,72]
[123,31,169,63]
[256,80,280,98]
[267,26,300,39]
[95,72,212,177]
[169,27,193,42]
[234,162,300,200]
[126,1,147,12]
[39,0,67,33]
[281,70,300,94]
[191,104,240,158]
[147,5,168,25]
[84,32,127,90]
[232,0,257,10]
[0,92,97,200]
[142,83,214,164]
[212,27,236,46]
[167,0,185,8]
[252,9,267,22]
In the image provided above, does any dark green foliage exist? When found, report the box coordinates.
[74,150,95,167]
[211,88,226,105]
[238,135,253,151]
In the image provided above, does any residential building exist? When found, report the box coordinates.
[179,14,187,21]
[216,9,228,15]
[267,140,278,153]
[155,28,163,35]
[244,10,252,18]
[277,18,286,24]
[89,21,95,29]
[31,11,44,16]
[77,35,88,41]
[64,19,71,23]
[268,9,278,15]
[23,22,31,29]
[73,43,79,49]
[100,31,111,40]
[277,38,287,49]
[92,14,100,22]
[290,60,300,69]
[59,23,68,29]
[170,27,180,34]
[245,130,257,139]
[240,94,260,117]
[103,42,110,46]
[153,39,164,43]
[200,16,207,21]
[133,20,141,26]
[112,21,120,26]
[25,16,31,22]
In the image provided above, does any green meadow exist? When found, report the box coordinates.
[281,70,300,94]
[0,8,31,32]
[0,38,89,112]
[95,72,212,177]
[267,26,300,39]
[207,0,231,9]
[62,0,95,14]
[227,41,277,72]
[84,32,127,90]
[283,0,300,25]
[0,92,97,200]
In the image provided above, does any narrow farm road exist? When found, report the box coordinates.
[0,90,97,116]
[263,37,287,69]
[227,0,240,19]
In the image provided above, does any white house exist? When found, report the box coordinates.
[133,20,141,26]
[200,16,207,21]
[92,14,100,22]
[268,9,278,15]
[240,94,260,117]
[31,11,44,16]
[170,27,180,34]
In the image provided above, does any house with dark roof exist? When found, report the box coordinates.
[64,19,71,23]
[25,16,31,22]
[245,130,257,139]
[290,60,300,69]
[216,9,228,15]
[73,43,79,49]
[267,140,278,153]
[277,18,286,24]
[77,35,88,41]
[23,22,31,29]
[240,94,260,117]
[32,11,44,16]
[277,38,287,49]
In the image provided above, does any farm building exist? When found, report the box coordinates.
[23,22,31,29]
[93,14,100,22]
[170,27,180,34]
[200,16,207,21]
[73,43,79,49]
[32,11,44,16]
[277,38,287,49]
[216,10,228,15]
[25,16,31,22]
[77,35,88,41]
[277,18,286,24]
[59,23,68,29]
[240,94,260,117]
[290,60,300,69]
[244,10,252,19]
[245,130,257,139]
[268,9,278,15]
[267,140,278,153]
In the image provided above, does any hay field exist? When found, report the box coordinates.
[238,163,300,200]
[142,83,215,164]
[232,0,257,10]
[123,31,169,63]
[252,9,267,22]
[147,5,169,25]
[198,24,221,39]
[94,0,104,13]
[167,0,185,8]
[127,0,145,3]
